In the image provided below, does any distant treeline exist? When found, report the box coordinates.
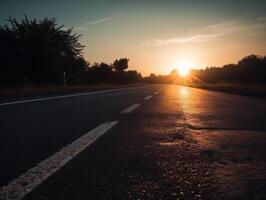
[83,59,142,84]
[191,55,266,85]
[144,73,175,84]
[0,16,142,86]
[145,55,266,85]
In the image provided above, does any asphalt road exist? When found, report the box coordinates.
[0,85,266,199]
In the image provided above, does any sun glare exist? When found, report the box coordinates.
[177,58,192,77]
[178,67,190,77]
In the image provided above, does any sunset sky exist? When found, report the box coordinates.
[1,0,266,75]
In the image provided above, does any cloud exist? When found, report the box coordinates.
[72,13,125,32]
[87,13,125,25]
[74,26,88,31]
[146,19,266,47]
[147,33,221,46]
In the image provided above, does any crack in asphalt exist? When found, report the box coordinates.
[177,123,266,132]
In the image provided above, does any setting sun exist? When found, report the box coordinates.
[177,58,193,77]
[178,67,190,77]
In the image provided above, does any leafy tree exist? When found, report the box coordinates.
[113,58,129,72]
[84,62,114,83]
[0,17,144,86]
[0,16,85,85]
[190,54,266,85]
[124,70,142,83]
[84,58,143,84]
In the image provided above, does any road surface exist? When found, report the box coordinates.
[0,85,266,199]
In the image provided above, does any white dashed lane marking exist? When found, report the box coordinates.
[120,104,141,114]
[0,121,119,200]
[144,95,153,100]
[0,86,164,199]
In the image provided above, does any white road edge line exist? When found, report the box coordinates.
[0,86,145,106]
[0,121,119,200]
[144,95,152,100]
[120,104,141,114]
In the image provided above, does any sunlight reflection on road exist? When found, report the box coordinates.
[178,86,190,97]
[175,84,266,130]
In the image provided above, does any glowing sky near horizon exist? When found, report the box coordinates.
[0,0,266,75]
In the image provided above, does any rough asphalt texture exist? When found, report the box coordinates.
[0,85,266,199]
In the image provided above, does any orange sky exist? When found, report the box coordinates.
[81,16,266,76]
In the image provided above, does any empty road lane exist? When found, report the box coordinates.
[0,86,161,190]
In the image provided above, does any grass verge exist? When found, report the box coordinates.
[186,84,266,98]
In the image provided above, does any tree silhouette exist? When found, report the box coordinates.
[124,70,142,83]
[113,58,129,72]
[146,54,266,86]
[190,54,266,85]
[0,16,85,86]
[83,59,142,84]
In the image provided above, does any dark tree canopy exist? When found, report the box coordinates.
[145,54,266,85]
[191,54,266,85]
[83,59,142,84]
[113,58,129,72]
[0,16,86,85]
[0,17,142,87]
